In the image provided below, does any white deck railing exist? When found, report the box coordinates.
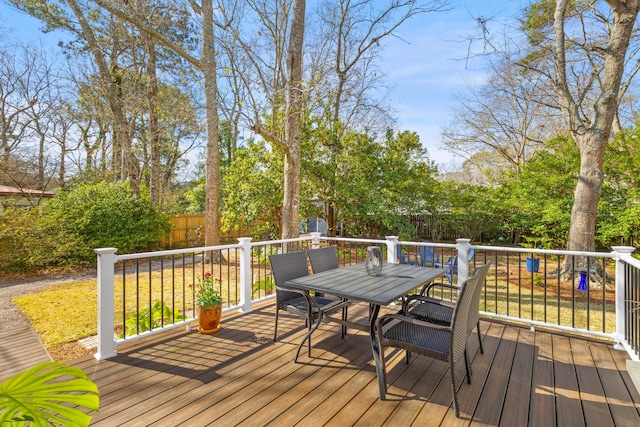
[94,234,638,362]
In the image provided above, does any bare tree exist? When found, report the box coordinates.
[0,44,61,189]
[442,57,562,178]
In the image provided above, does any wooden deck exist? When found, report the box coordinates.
[8,302,640,426]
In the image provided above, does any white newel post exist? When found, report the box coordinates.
[456,238,472,286]
[612,245,636,354]
[94,247,117,360]
[386,236,399,264]
[238,238,253,313]
[310,232,322,249]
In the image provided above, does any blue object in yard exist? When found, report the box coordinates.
[578,271,588,291]
[526,257,540,273]
[396,246,411,265]
[419,243,435,266]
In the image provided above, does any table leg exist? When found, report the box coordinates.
[368,303,385,398]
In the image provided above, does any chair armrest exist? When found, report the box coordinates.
[420,281,460,296]
[402,294,455,314]
[276,285,309,297]
[376,313,452,333]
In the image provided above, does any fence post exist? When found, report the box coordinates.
[456,238,472,285]
[612,245,636,352]
[94,248,117,360]
[310,232,322,249]
[238,238,253,313]
[386,236,399,264]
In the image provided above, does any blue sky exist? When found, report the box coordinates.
[1,0,523,167]
[378,0,524,166]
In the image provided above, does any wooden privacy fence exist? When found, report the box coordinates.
[160,214,260,249]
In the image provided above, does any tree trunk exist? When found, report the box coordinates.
[553,0,640,276]
[146,35,160,206]
[281,0,306,242]
[201,0,221,251]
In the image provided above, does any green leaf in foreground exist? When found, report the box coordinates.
[0,361,99,426]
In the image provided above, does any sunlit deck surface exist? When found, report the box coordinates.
[13,302,640,426]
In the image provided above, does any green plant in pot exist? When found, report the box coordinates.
[0,362,99,425]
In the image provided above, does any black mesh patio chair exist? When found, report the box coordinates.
[406,261,491,362]
[307,246,352,338]
[269,250,350,360]
[376,262,491,417]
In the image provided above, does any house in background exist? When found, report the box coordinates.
[0,185,54,214]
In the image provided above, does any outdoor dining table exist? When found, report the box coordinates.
[285,261,447,398]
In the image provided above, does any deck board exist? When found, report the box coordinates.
[499,326,535,426]
[552,334,584,427]
[470,323,518,426]
[0,326,51,382]
[528,331,556,427]
[9,301,640,426]
[572,337,616,427]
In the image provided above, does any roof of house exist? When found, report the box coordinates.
[0,185,55,198]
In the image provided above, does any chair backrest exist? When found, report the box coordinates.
[449,261,491,362]
[419,243,435,266]
[396,245,408,264]
[307,246,339,274]
[268,251,310,306]
[468,248,475,261]
[466,261,491,335]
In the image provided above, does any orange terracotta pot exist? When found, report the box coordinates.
[198,304,222,334]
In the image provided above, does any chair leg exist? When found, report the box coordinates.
[477,321,484,354]
[450,359,460,417]
[273,308,280,341]
[405,350,411,364]
[464,349,472,384]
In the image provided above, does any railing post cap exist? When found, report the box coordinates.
[310,232,321,238]
[611,246,635,254]
[456,238,471,244]
[95,248,117,255]
[386,236,399,241]
[237,237,253,243]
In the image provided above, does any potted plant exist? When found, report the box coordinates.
[191,272,223,334]
[0,362,99,425]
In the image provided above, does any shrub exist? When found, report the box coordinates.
[0,182,171,273]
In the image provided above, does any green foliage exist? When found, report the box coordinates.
[121,301,186,338]
[521,0,557,46]
[493,135,578,247]
[254,246,280,265]
[221,139,283,239]
[252,277,274,296]
[303,123,438,238]
[0,182,171,273]
[597,128,640,246]
[434,181,498,242]
[0,362,99,426]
